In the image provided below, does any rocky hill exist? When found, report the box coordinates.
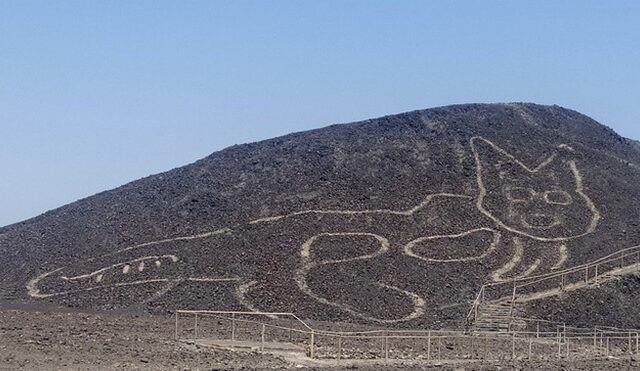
[1,103,639,328]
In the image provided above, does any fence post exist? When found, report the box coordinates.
[630,332,633,354]
[510,280,517,318]
[384,335,389,361]
[585,267,589,283]
[289,318,293,342]
[593,329,597,348]
[261,324,265,352]
[636,332,639,355]
[438,337,441,360]
[484,335,488,360]
[536,321,540,338]
[560,274,565,290]
[427,331,431,360]
[194,313,198,340]
[557,328,561,358]
[175,311,179,340]
[594,265,599,284]
[470,335,474,359]
[309,331,315,359]
[231,313,236,341]
[474,301,478,321]
[606,337,609,357]
[528,338,533,360]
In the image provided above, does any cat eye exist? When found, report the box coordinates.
[544,190,573,205]
[505,187,534,202]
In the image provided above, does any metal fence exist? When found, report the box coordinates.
[174,310,640,361]
[468,244,640,324]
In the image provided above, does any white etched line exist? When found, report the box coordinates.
[250,194,472,225]
[235,281,279,319]
[472,136,600,242]
[404,228,501,263]
[92,228,232,261]
[293,232,426,323]
[491,238,524,282]
[66,255,178,281]
[520,259,541,278]
[551,244,568,270]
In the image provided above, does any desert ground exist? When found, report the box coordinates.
[1,302,639,370]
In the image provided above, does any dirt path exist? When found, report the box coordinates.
[1,305,638,370]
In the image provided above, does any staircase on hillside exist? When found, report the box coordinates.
[470,300,526,333]
[467,245,640,334]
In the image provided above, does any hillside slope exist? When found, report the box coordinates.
[2,103,639,327]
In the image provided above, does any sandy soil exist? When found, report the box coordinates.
[1,304,639,370]
[0,304,289,370]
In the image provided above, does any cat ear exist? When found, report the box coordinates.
[538,158,582,190]
[531,144,584,187]
[471,136,559,179]
[472,137,533,181]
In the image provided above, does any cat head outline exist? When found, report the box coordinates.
[470,137,600,242]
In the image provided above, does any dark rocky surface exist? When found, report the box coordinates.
[1,103,640,329]
[525,273,640,329]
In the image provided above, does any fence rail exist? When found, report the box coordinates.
[467,244,640,324]
[172,246,640,362]
[174,310,640,362]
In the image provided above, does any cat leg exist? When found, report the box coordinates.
[491,238,569,282]
[491,237,543,282]
[295,232,426,323]
[550,244,569,270]
[525,241,568,274]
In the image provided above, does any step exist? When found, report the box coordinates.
[478,312,514,317]
[473,325,510,329]
[472,327,510,333]
[480,306,512,310]
[474,317,525,323]
[478,310,515,317]
[477,312,512,315]
[473,321,511,327]
[480,306,512,309]
[473,325,511,330]
[477,317,513,322]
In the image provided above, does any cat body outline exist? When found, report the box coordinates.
[27,136,601,323]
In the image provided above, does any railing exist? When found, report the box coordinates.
[467,244,640,325]
[514,244,640,290]
[175,310,640,361]
[466,285,485,326]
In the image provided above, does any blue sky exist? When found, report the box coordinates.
[1,1,639,226]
